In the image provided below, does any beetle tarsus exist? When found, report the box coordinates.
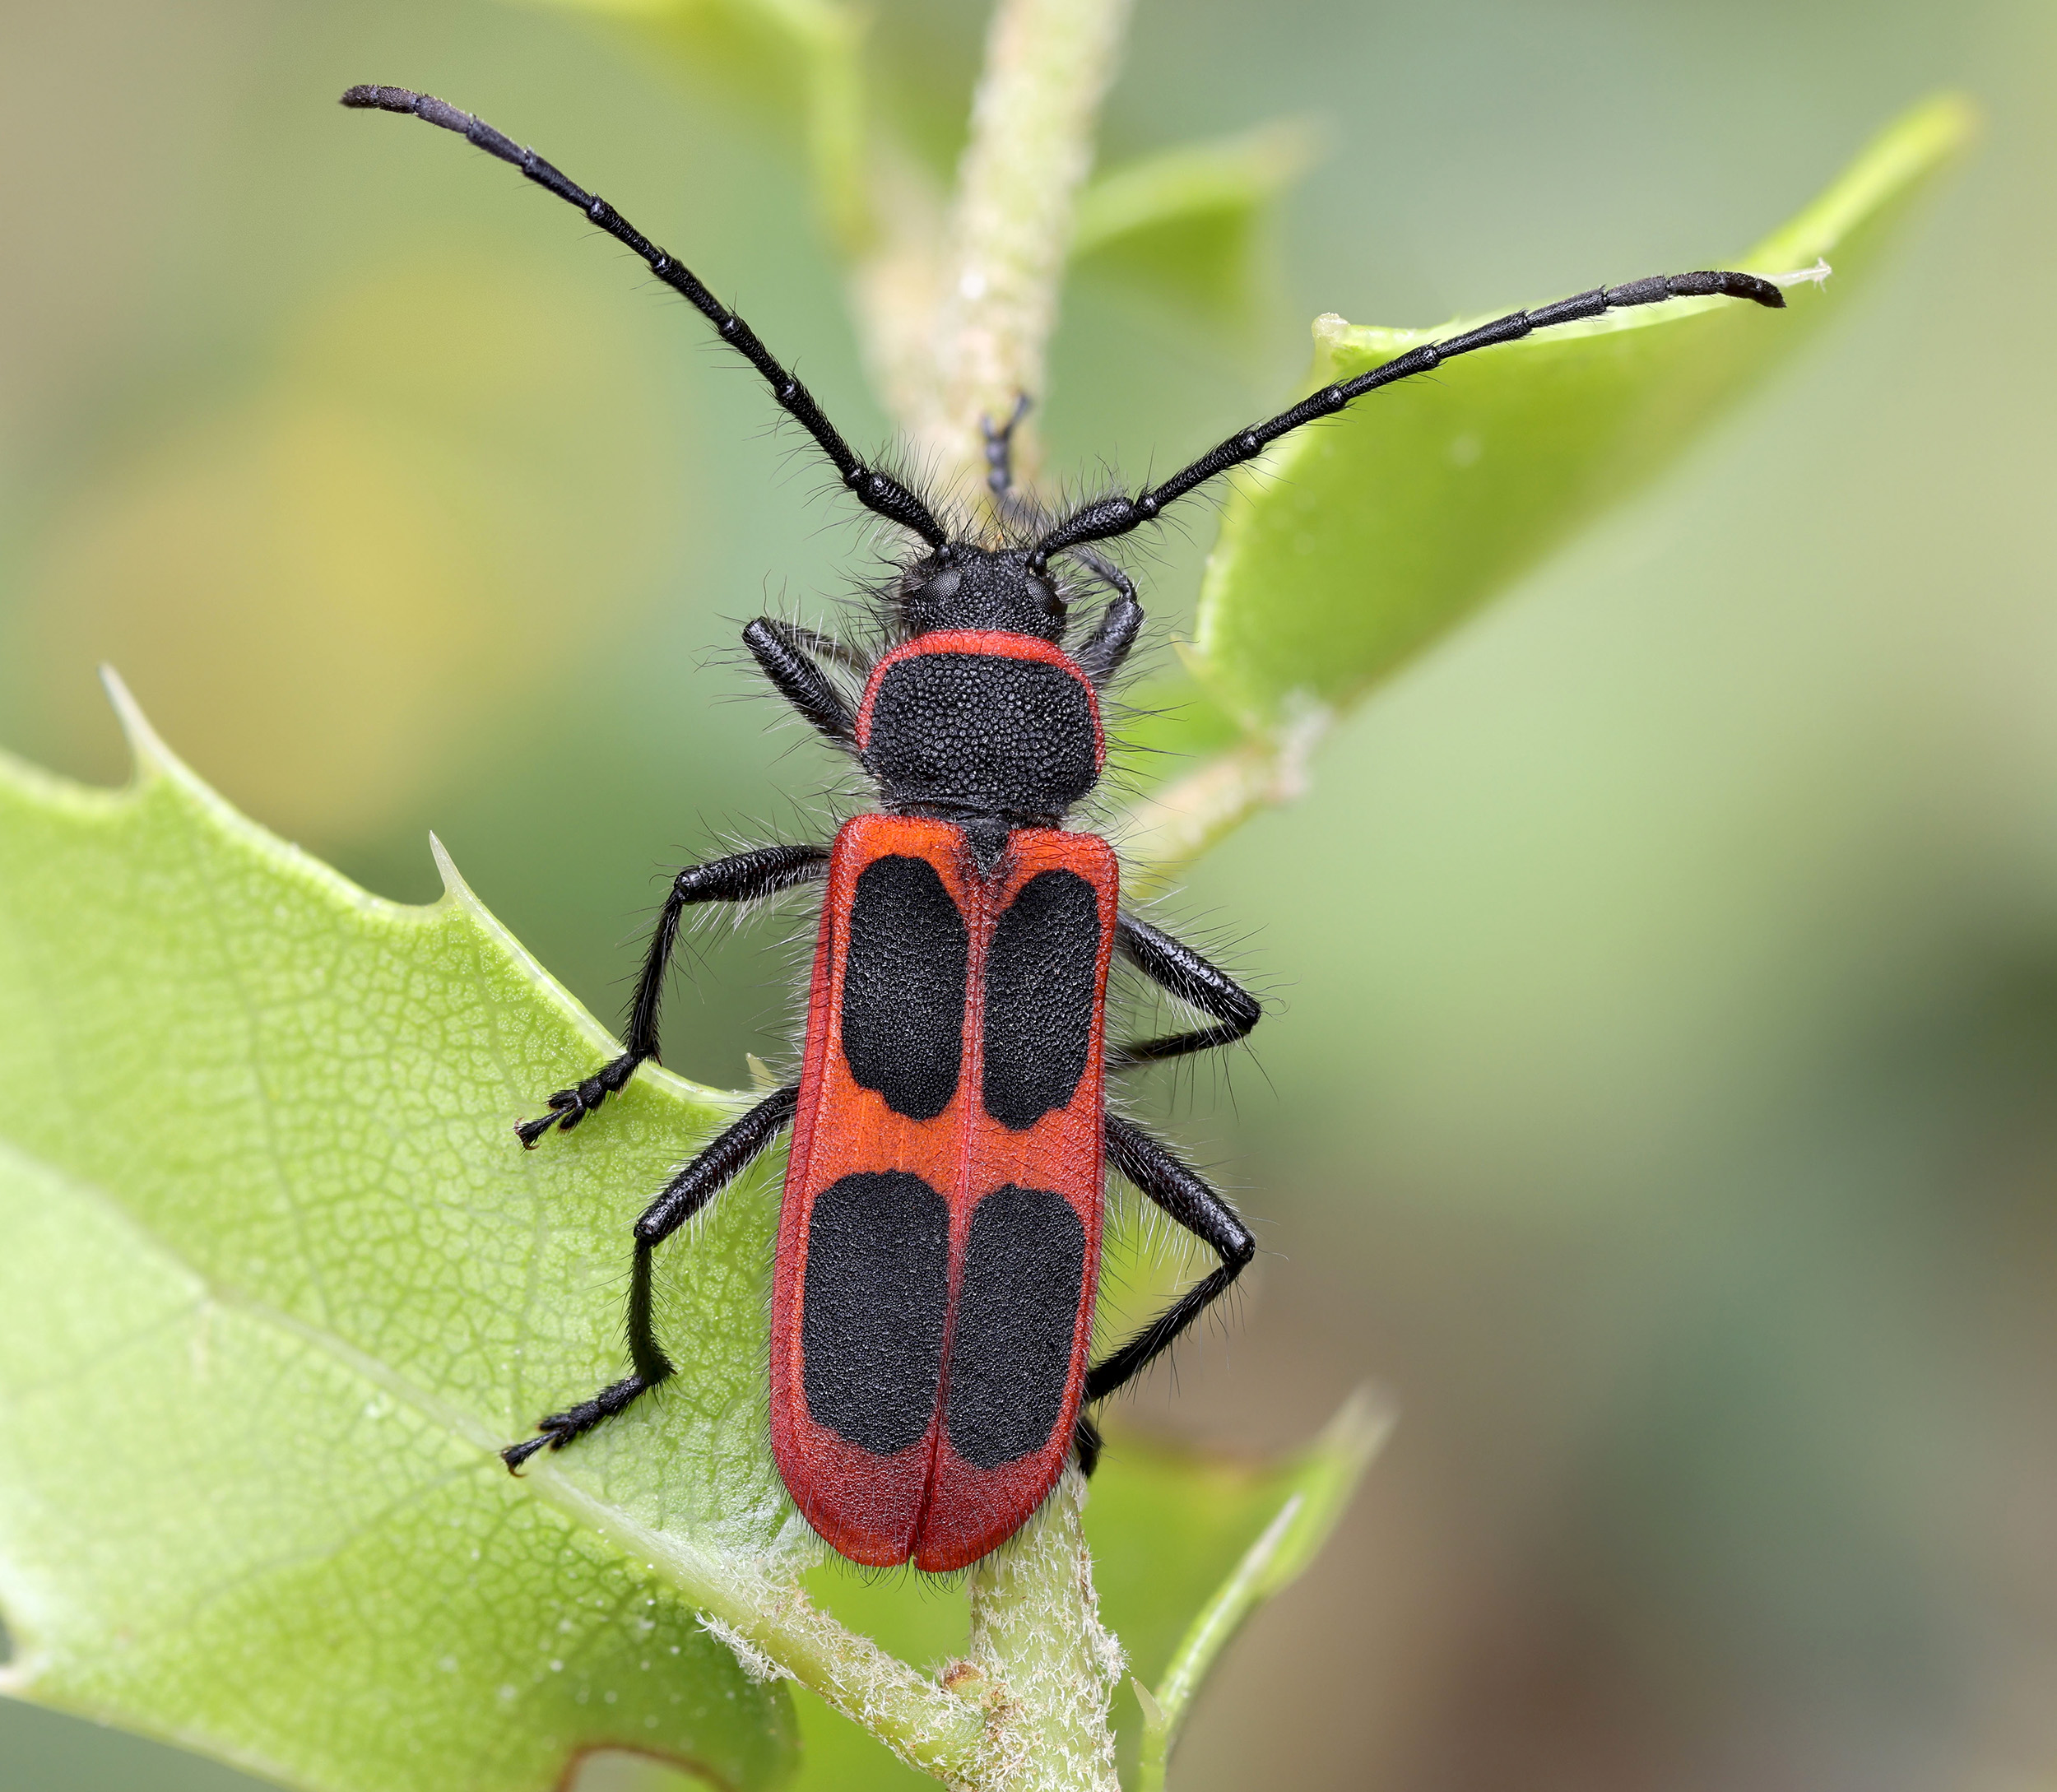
[515,1051,643,1147]
[982,392,1033,499]
[499,1367,674,1470]
[1071,1410,1104,1478]
[500,1437,546,1473]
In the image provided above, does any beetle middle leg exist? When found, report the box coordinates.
[1108,912,1261,1067]
[504,1083,800,1469]
[517,844,826,1145]
[1075,1113,1256,1474]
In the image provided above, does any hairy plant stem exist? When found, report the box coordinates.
[963,1474,1124,1791]
[536,1464,1124,1791]
[528,1465,987,1780]
[902,3,1140,1783]
[914,0,1136,496]
[905,2,1140,1778]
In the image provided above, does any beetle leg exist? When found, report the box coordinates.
[1068,557,1143,686]
[982,392,1033,500]
[1107,912,1261,1067]
[504,1084,800,1469]
[1076,1115,1256,1469]
[743,617,859,744]
[518,845,826,1146]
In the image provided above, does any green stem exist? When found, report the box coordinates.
[963,1472,1123,1791]
[676,2,1145,1783]
[1113,698,1333,892]
[914,0,1137,492]
[1133,1496,1301,1792]
[921,2,1140,1780]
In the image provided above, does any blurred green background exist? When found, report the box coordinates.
[2,0,2053,1789]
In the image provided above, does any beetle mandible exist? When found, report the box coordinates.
[343,83,1786,1570]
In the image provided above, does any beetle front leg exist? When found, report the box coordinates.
[517,844,826,1146]
[504,1084,799,1468]
[743,618,858,744]
[1075,1114,1256,1471]
[982,392,1033,500]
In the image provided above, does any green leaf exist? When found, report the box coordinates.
[1070,123,1321,337]
[0,678,863,1792]
[1186,92,1976,735]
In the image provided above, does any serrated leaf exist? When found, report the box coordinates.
[0,680,1377,1792]
[1187,92,1976,733]
[0,680,804,1792]
[1070,123,1320,337]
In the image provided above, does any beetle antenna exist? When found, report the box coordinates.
[1028,267,1787,571]
[340,85,949,551]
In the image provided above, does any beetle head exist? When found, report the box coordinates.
[899,546,1065,643]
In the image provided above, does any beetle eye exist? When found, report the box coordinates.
[923,568,962,601]
[1027,573,1063,619]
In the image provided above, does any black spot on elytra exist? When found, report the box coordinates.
[802,1171,950,1455]
[945,1185,1086,1469]
[982,869,1100,1130]
[842,855,968,1121]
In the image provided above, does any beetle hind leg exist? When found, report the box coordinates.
[503,1085,799,1471]
[1070,1114,1256,1476]
[1070,1409,1104,1478]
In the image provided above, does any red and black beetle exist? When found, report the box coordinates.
[345,84,1788,1570]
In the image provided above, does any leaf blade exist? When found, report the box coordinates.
[0,682,810,1791]
[0,1138,795,1792]
[1070,122,1321,337]
[1187,93,1976,733]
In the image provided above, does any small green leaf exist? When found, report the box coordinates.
[0,679,824,1792]
[516,0,873,250]
[1070,123,1321,337]
[1188,93,1976,733]
[1120,1395,1390,1792]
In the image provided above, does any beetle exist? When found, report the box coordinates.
[344,83,1788,1571]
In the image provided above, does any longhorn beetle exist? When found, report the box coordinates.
[344,84,1788,1571]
